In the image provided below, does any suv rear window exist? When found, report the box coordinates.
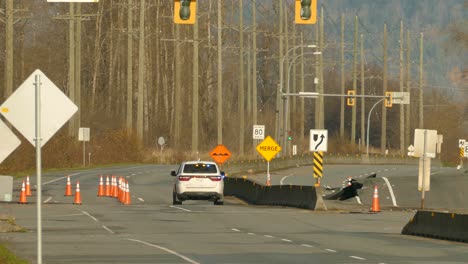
[183,163,218,174]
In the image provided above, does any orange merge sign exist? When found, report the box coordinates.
[256,136,281,161]
[209,144,231,164]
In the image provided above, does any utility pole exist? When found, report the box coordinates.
[381,23,388,154]
[53,3,96,138]
[351,16,358,145]
[3,0,13,99]
[75,3,81,138]
[252,0,258,151]
[399,20,405,155]
[238,0,245,155]
[275,0,284,143]
[126,0,133,132]
[360,34,365,152]
[217,0,223,144]
[192,4,199,154]
[174,25,181,149]
[136,0,145,142]
[300,33,305,145]
[314,17,319,129]
[405,30,411,145]
[419,32,424,129]
[340,13,345,138]
[318,7,324,129]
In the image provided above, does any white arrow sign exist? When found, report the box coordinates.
[309,129,328,152]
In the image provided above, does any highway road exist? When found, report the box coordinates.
[1,164,467,264]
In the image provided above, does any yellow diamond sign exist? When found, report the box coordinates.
[256,136,281,161]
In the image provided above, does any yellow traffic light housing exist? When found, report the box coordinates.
[295,0,317,24]
[347,90,356,106]
[174,0,196,24]
[384,91,393,107]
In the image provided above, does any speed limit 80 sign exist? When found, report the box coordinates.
[253,125,265,140]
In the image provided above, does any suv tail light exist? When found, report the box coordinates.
[209,176,222,181]
[178,176,192,181]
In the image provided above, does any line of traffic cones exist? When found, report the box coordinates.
[97,175,131,205]
[18,176,32,204]
[370,185,380,212]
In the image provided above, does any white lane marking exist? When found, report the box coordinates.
[382,176,398,207]
[43,173,80,185]
[325,249,337,252]
[169,206,192,212]
[248,233,256,235]
[355,196,362,205]
[232,228,240,232]
[264,235,274,238]
[102,226,114,234]
[76,209,98,222]
[301,244,314,248]
[350,256,366,260]
[280,174,294,185]
[43,196,52,203]
[126,238,200,264]
[138,198,145,202]
[281,239,292,242]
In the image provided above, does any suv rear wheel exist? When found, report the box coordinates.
[172,190,182,205]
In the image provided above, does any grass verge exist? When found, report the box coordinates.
[0,244,29,264]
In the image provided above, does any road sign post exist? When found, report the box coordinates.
[0,69,78,264]
[256,136,281,186]
[78,127,90,167]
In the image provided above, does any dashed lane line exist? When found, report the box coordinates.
[126,238,200,264]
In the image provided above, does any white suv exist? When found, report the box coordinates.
[171,161,224,205]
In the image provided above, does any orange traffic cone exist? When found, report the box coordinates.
[64,176,72,196]
[121,180,127,203]
[19,180,27,204]
[118,177,124,202]
[111,176,118,198]
[97,175,105,196]
[370,185,380,212]
[124,182,131,205]
[105,175,111,196]
[73,181,82,205]
[25,176,32,196]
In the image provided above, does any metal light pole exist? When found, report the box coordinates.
[283,51,321,154]
[366,98,385,156]
[276,44,316,151]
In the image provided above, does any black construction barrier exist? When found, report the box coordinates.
[224,177,318,210]
[401,210,468,243]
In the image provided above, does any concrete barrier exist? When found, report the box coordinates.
[224,177,325,210]
[401,210,468,243]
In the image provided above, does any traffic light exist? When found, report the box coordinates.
[384,91,393,107]
[295,0,317,24]
[287,131,293,141]
[174,0,196,24]
[347,90,356,106]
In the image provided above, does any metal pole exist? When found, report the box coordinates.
[279,45,316,148]
[421,130,427,209]
[267,161,270,185]
[35,74,43,264]
[83,141,86,167]
[283,51,319,154]
[366,98,385,156]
